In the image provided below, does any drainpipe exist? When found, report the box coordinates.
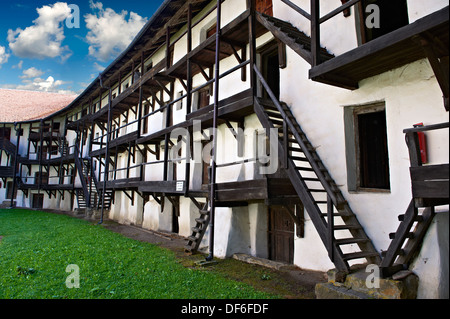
[206,0,221,262]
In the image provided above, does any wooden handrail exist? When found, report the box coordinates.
[403,122,449,133]
[280,0,311,20]
[319,0,362,24]
[253,63,341,209]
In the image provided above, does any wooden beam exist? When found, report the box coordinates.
[414,35,449,111]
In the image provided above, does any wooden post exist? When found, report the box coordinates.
[248,0,257,96]
[137,85,143,138]
[206,0,222,262]
[283,121,288,169]
[10,123,22,208]
[38,119,44,192]
[310,0,321,66]
[100,88,112,224]
[166,26,171,70]
[187,3,193,115]
[405,132,422,168]
[184,3,193,196]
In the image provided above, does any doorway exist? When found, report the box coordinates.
[268,206,295,264]
[358,0,409,44]
[259,42,280,100]
[32,194,44,209]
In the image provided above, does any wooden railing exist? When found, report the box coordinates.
[404,122,449,207]
[280,0,365,66]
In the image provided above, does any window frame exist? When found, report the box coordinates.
[344,101,391,193]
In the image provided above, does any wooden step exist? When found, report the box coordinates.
[389,232,415,240]
[192,227,204,233]
[265,109,283,117]
[288,147,302,152]
[290,156,309,162]
[302,177,320,182]
[335,238,369,245]
[320,212,349,218]
[343,251,380,261]
[334,224,362,231]
[381,249,405,257]
[270,118,284,126]
[187,236,198,243]
[195,217,208,224]
[398,214,424,222]
[309,189,327,193]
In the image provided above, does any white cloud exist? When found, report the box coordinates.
[12,60,24,69]
[16,76,74,94]
[85,1,147,62]
[7,2,72,62]
[0,46,10,68]
[20,67,45,79]
[93,62,105,72]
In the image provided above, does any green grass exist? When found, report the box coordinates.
[0,209,277,299]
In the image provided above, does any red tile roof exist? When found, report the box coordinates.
[0,89,77,122]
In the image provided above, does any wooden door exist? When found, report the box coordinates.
[32,194,44,209]
[202,140,211,185]
[268,206,294,264]
[256,0,273,16]
[359,0,409,43]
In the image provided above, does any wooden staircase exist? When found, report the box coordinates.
[185,199,211,254]
[254,12,447,277]
[256,12,335,65]
[253,65,380,273]
[380,123,449,277]
[74,149,112,210]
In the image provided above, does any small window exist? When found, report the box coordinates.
[175,91,184,111]
[345,102,390,191]
[52,122,60,132]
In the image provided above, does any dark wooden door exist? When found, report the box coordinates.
[32,194,44,209]
[260,43,280,100]
[359,0,409,43]
[202,140,211,185]
[256,0,273,16]
[269,206,294,264]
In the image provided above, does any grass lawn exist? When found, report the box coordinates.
[0,209,277,299]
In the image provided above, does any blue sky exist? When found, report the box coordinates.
[0,0,164,95]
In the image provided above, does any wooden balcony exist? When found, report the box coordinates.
[404,122,449,208]
[309,6,449,90]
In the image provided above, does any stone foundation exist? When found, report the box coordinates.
[315,267,419,299]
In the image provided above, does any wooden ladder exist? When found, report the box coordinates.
[185,199,211,254]
[380,200,436,277]
[253,65,380,273]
